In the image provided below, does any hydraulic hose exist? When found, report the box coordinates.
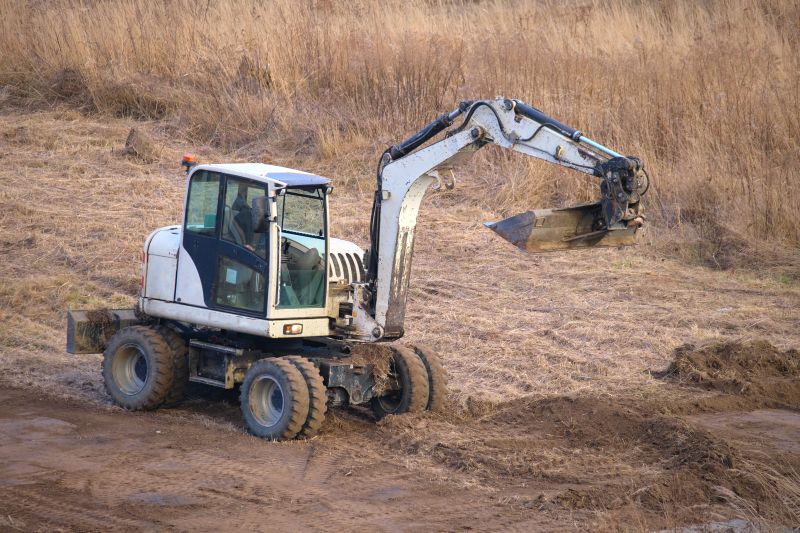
[387,102,470,160]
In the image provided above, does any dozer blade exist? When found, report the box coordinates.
[485,202,638,253]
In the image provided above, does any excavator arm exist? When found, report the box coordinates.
[352,98,648,341]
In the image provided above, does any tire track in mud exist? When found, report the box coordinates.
[175,448,493,532]
[0,385,544,532]
[3,488,154,531]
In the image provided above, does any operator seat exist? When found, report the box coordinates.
[293,247,321,271]
[222,205,252,289]
[292,248,324,306]
[226,205,247,247]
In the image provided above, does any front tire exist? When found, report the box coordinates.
[240,358,310,440]
[371,346,430,420]
[102,326,175,410]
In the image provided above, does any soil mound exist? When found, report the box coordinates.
[379,393,800,527]
[379,395,739,508]
[487,396,736,474]
[661,341,800,407]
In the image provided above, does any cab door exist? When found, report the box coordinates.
[176,170,271,316]
[176,169,222,307]
[211,176,270,316]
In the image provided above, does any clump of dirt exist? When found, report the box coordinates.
[375,391,800,525]
[661,341,800,407]
[348,343,393,395]
[122,127,159,162]
[85,308,116,347]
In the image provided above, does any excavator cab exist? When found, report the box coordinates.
[169,165,333,329]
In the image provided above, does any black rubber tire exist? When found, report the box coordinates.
[285,356,327,439]
[412,344,448,412]
[371,346,430,420]
[240,358,310,441]
[155,325,189,406]
[102,325,175,411]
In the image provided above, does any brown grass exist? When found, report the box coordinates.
[1,0,798,247]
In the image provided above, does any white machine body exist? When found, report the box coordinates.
[139,163,366,339]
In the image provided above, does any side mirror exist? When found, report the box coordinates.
[251,196,275,233]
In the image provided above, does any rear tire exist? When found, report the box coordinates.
[240,358,309,440]
[371,346,430,420]
[285,356,327,439]
[412,344,448,412]
[102,325,175,410]
[155,325,189,406]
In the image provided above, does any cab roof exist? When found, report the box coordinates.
[191,163,331,188]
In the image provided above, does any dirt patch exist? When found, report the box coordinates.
[0,385,557,532]
[689,409,800,455]
[659,341,800,407]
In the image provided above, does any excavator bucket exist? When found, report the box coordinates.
[485,202,639,253]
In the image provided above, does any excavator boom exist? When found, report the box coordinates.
[352,98,648,342]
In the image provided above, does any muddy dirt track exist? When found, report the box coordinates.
[0,386,555,532]
[2,341,799,532]
[1,384,579,532]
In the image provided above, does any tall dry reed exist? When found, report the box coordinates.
[0,0,797,245]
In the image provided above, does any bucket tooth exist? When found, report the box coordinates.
[485,203,638,253]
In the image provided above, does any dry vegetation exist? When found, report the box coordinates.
[1,0,798,250]
[1,0,800,530]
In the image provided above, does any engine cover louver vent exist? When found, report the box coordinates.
[328,252,365,283]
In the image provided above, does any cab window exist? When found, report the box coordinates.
[185,171,221,235]
[276,187,326,308]
[277,188,325,236]
[214,255,265,312]
[221,177,268,260]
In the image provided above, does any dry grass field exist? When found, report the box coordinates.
[1,0,798,245]
[1,0,799,531]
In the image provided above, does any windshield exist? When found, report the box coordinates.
[277,187,325,238]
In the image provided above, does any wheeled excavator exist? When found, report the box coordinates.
[67,98,648,440]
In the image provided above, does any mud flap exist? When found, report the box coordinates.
[485,203,639,252]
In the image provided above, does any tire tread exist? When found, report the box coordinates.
[371,346,430,419]
[412,344,448,411]
[285,356,327,439]
[240,358,309,441]
[155,325,189,406]
[393,346,430,413]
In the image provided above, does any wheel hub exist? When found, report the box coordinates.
[249,376,285,428]
[112,343,148,395]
